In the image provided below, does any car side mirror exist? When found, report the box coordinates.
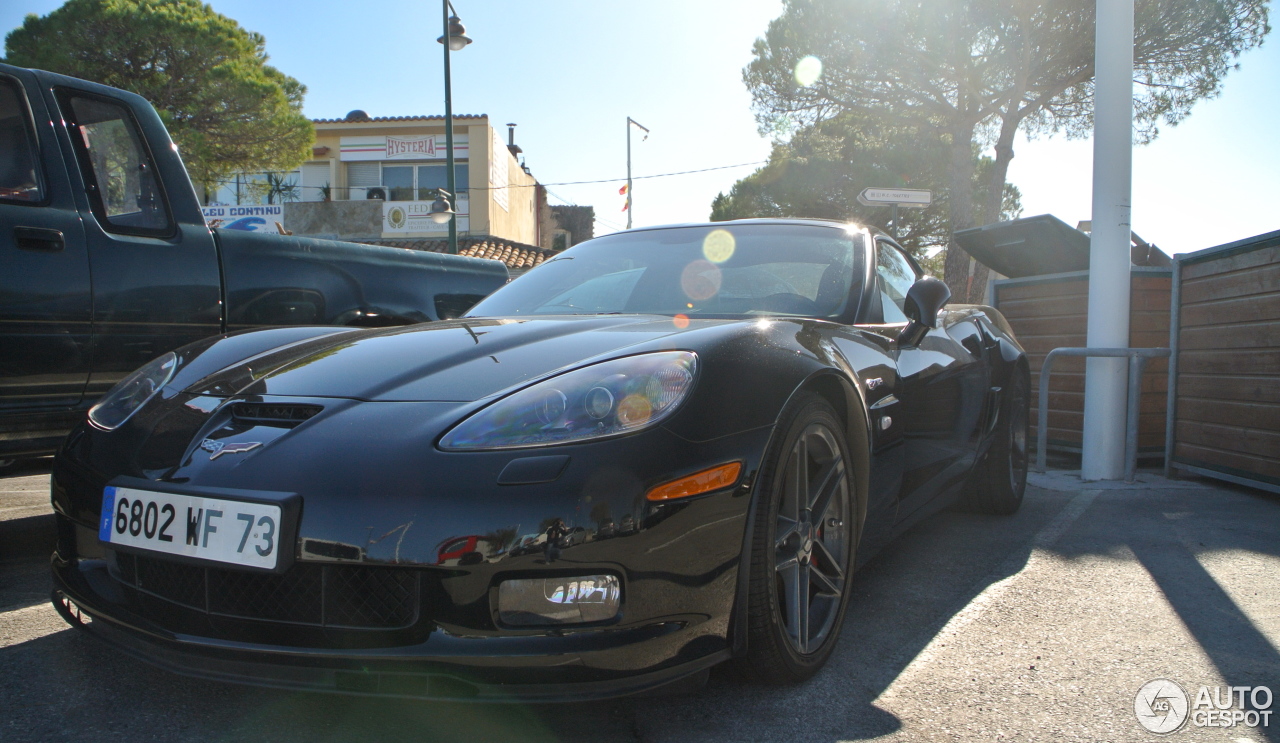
[898,277,951,347]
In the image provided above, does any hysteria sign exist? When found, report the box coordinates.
[340,135,469,162]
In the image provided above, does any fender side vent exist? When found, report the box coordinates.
[230,403,322,427]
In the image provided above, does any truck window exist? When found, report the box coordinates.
[60,92,171,235]
[0,77,43,204]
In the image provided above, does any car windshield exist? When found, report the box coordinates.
[467,224,865,320]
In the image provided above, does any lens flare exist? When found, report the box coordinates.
[681,260,721,301]
[702,229,736,263]
[795,55,823,87]
[672,314,690,329]
[617,394,653,427]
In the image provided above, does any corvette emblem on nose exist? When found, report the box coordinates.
[200,439,262,460]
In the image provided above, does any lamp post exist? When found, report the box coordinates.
[437,3,471,254]
[625,117,649,229]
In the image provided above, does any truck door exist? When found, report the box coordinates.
[51,86,221,398]
[0,70,92,412]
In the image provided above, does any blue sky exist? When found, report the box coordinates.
[4,0,1276,255]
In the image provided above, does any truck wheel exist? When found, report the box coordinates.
[961,368,1029,515]
[737,393,856,683]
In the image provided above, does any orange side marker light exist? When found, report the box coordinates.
[645,462,742,502]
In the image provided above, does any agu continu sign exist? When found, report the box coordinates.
[200,205,284,233]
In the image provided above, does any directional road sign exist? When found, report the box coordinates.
[857,188,932,208]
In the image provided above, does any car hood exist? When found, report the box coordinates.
[185,315,707,402]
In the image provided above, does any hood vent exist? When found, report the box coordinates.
[230,402,322,427]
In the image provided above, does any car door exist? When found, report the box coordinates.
[872,239,989,523]
[50,85,221,399]
[0,69,92,413]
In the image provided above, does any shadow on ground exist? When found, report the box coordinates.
[2,479,1276,742]
[0,457,53,480]
[1,485,1078,742]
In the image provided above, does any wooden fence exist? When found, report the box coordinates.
[991,268,1171,454]
[1166,229,1280,493]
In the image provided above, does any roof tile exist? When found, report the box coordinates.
[357,236,554,272]
[312,114,487,124]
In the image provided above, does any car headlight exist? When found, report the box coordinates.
[440,351,697,451]
[88,352,177,431]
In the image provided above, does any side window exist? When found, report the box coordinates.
[0,77,43,204]
[875,241,918,324]
[61,92,171,235]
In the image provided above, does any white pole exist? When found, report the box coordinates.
[1081,0,1134,480]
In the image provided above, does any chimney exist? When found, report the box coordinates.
[506,123,522,157]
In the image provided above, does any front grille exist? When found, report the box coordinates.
[136,556,205,610]
[112,553,419,629]
[209,565,323,624]
[326,564,419,627]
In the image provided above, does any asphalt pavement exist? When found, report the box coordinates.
[2,462,1276,742]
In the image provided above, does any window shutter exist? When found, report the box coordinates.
[345,162,379,199]
[301,163,329,202]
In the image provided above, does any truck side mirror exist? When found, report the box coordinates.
[898,277,951,347]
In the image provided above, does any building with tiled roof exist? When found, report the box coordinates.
[357,236,553,276]
[209,109,595,261]
[210,111,545,248]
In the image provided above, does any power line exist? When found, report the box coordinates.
[513,160,768,189]
[594,216,627,231]
[202,159,768,198]
[544,187,578,206]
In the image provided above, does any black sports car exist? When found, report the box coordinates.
[49,219,1029,701]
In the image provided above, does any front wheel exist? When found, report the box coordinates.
[737,393,856,683]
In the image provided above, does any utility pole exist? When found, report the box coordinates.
[1081,0,1135,480]
[626,117,648,229]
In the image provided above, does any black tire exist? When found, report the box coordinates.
[737,393,857,683]
[961,367,1030,515]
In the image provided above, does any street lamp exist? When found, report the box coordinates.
[429,189,454,224]
[438,14,471,51]
[436,3,471,254]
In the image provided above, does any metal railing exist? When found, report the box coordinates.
[1035,347,1172,482]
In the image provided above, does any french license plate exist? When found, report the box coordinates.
[99,486,282,569]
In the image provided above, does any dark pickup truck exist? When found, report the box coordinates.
[0,64,508,465]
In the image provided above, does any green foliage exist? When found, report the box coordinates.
[709,114,1021,259]
[244,171,300,205]
[741,0,1269,299]
[745,0,1269,147]
[4,0,314,192]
